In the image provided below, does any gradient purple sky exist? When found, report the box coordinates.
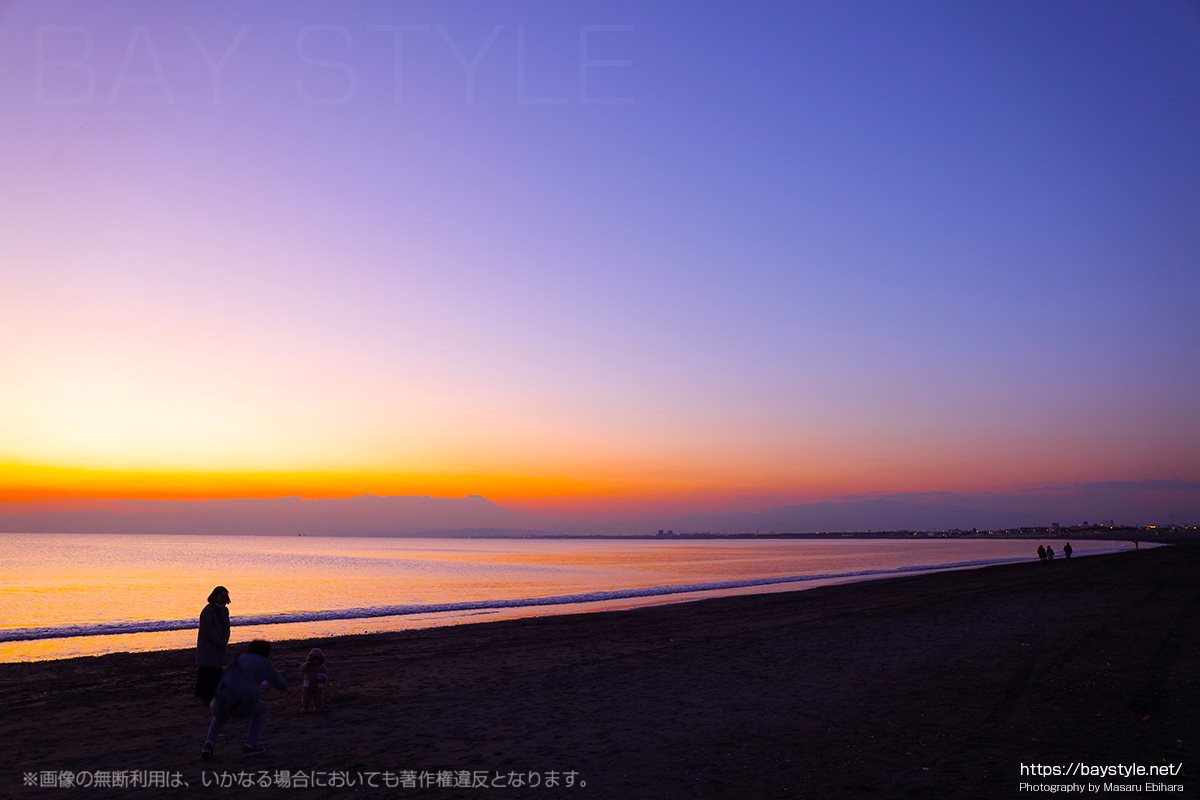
[1,1,1198,529]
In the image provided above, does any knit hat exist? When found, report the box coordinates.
[307,647,325,662]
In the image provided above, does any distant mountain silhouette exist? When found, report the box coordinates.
[0,480,1192,535]
[0,495,517,536]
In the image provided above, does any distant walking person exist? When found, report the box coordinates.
[201,640,287,759]
[1045,545,1055,561]
[1063,542,1073,560]
[195,586,231,705]
[1037,545,1047,562]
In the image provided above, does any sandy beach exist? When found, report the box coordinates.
[2,544,1195,799]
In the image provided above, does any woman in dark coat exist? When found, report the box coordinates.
[195,586,231,704]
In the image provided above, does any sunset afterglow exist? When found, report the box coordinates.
[1,0,1197,532]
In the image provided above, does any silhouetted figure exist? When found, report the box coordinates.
[195,586,231,704]
[300,647,330,713]
[1063,542,1073,559]
[202,640,287,759]
[1037,545,1047,562]
[1046,545,1055,561]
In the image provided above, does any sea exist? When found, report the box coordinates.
[0,533,1134,662]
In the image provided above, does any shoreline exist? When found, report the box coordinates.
[0,539,1139,663]
[2,545,1195,798]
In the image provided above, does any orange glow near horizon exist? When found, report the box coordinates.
[1,2,1198,535]
[0,462,621,504]
[0,457,1130,513]
[0,459,844,509]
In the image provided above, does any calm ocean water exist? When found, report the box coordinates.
[0,533,1131,662]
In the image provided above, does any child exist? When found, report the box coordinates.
[201,640,287,759]
[300,647,329,713]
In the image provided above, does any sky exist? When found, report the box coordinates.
[1,1,1198,531]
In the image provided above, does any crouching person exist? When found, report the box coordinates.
[202,640,287,759]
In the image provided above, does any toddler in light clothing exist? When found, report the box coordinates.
[300,647,329,713]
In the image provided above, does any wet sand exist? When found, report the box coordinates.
[2,544,1195,798]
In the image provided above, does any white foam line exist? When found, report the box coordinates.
[0,545,1132,643]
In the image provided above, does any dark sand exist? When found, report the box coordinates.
[2,545,1195,799]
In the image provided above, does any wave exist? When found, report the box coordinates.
[0,546,1130,644]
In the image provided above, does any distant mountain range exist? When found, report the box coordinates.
[0,494,516,536]
[0,481,1193,535]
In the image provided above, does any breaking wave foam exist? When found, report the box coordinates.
[0,546,1129,644]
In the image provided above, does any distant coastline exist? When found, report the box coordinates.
[302,524,1195,543]
[1,524,1195,544]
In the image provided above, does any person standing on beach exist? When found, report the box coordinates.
[1063,542,1073,560]
[1037,545,1046,562]
[202,640,287,759]
[195,586,231,705]
[300,647,329,713]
